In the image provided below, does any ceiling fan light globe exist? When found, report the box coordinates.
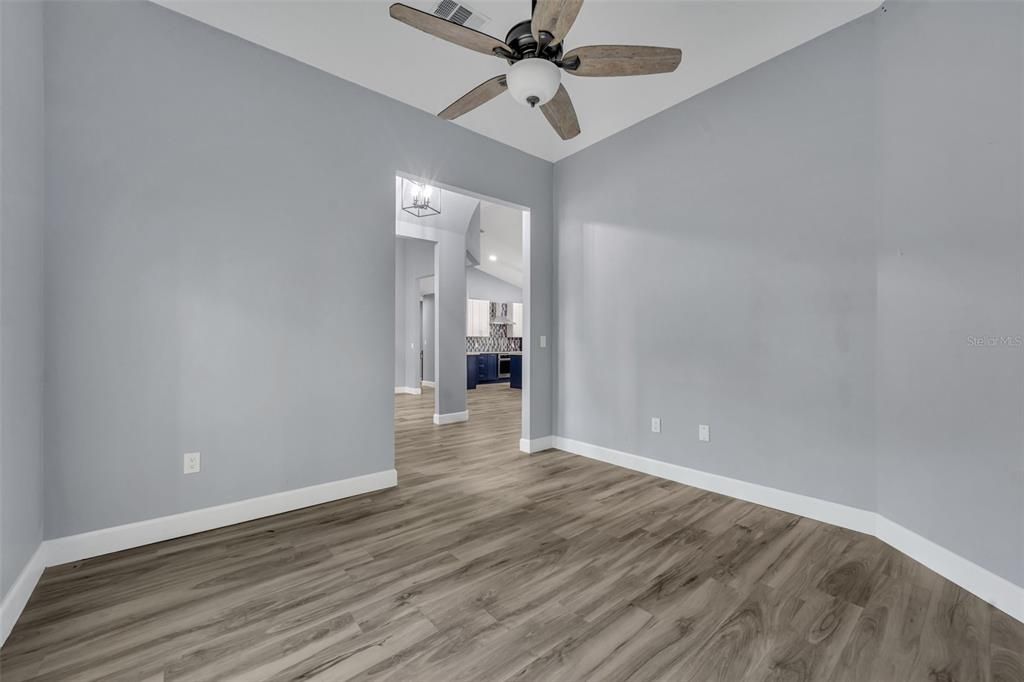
[506,58,561,108]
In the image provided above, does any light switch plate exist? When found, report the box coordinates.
[539,335,547,348]
[184,452,201,474]
[699,425,710,442]
[651,417,661,433]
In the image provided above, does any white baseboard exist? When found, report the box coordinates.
[433,410,468,425]
[552,437,876,535]
[394,386,421,395]
[552,436,1024,625]
[874,516,1024,623]
[552,438,872,532]
[420,380,435,388]
[0,469,398,646]
[46,469,397,567]
[519,436,555,454]
[1,543,46,646]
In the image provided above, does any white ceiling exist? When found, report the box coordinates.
[478,201,523,287]
[156,0,879,162]
[393,175,524,287]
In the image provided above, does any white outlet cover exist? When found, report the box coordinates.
[651,417,661,433]
[699,425,710,442]
[184,451,201,474]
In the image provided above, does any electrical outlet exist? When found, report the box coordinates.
[184,451,201,474]
[651,417,661,433]
[699,425,710,442]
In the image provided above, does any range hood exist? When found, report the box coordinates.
[490,302,515,325]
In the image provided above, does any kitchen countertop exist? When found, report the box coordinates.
[466,351,522,356]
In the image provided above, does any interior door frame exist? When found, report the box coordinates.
[395,170,532,448]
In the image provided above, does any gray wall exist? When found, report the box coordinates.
[874,1,1023,587]
[434,230,468,417]
[465,203,480,266]
[395,237,433,390]
[394,239,406,387]
[43,0,554,539]
[422,294,434,383]
[554,1,1023,586]
[467,268,522,305]
[555,12,877,510]
[0,0,46,599]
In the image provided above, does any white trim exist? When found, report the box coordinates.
[45,469,397,567]
[519,436,555,454]
[420,380,435,388]
[874,516,1024,623]
[0,469,398,646]
[1,543,46,646]
[433,410,468,425]
[394,386,421,395]
[552,436,1024,625]
[552,437,875,535]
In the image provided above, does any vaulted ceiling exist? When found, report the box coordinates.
[156,0,879,162]
[478,202,523,287]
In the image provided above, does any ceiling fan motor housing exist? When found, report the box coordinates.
[506,58,561,107]
[504,20,562,61]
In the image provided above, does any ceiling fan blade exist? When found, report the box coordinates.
[531,0,584,47]
[390,3,511,58]
[540,85,581,140]
[439,76,507,120]
[563,45,682,77]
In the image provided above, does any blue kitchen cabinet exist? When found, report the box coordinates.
[480,354,499,382]
[468,353,505,387]
[510,355,522,389]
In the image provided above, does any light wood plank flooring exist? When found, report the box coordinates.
[2,384,1021,680]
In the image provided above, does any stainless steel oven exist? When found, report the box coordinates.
[498,354,511,379]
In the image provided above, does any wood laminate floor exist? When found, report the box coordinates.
[2,384,1021,681]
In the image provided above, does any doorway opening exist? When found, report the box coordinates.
[393,174,530,454]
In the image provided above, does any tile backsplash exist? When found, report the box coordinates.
[467,303,522,354]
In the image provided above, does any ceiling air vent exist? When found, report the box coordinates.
[434,0,458,18]
[431,0,489,30]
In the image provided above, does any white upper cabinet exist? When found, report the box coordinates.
[466,298,490,337]
[511,302,524,338]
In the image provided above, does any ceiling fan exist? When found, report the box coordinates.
[389,0,682,140]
